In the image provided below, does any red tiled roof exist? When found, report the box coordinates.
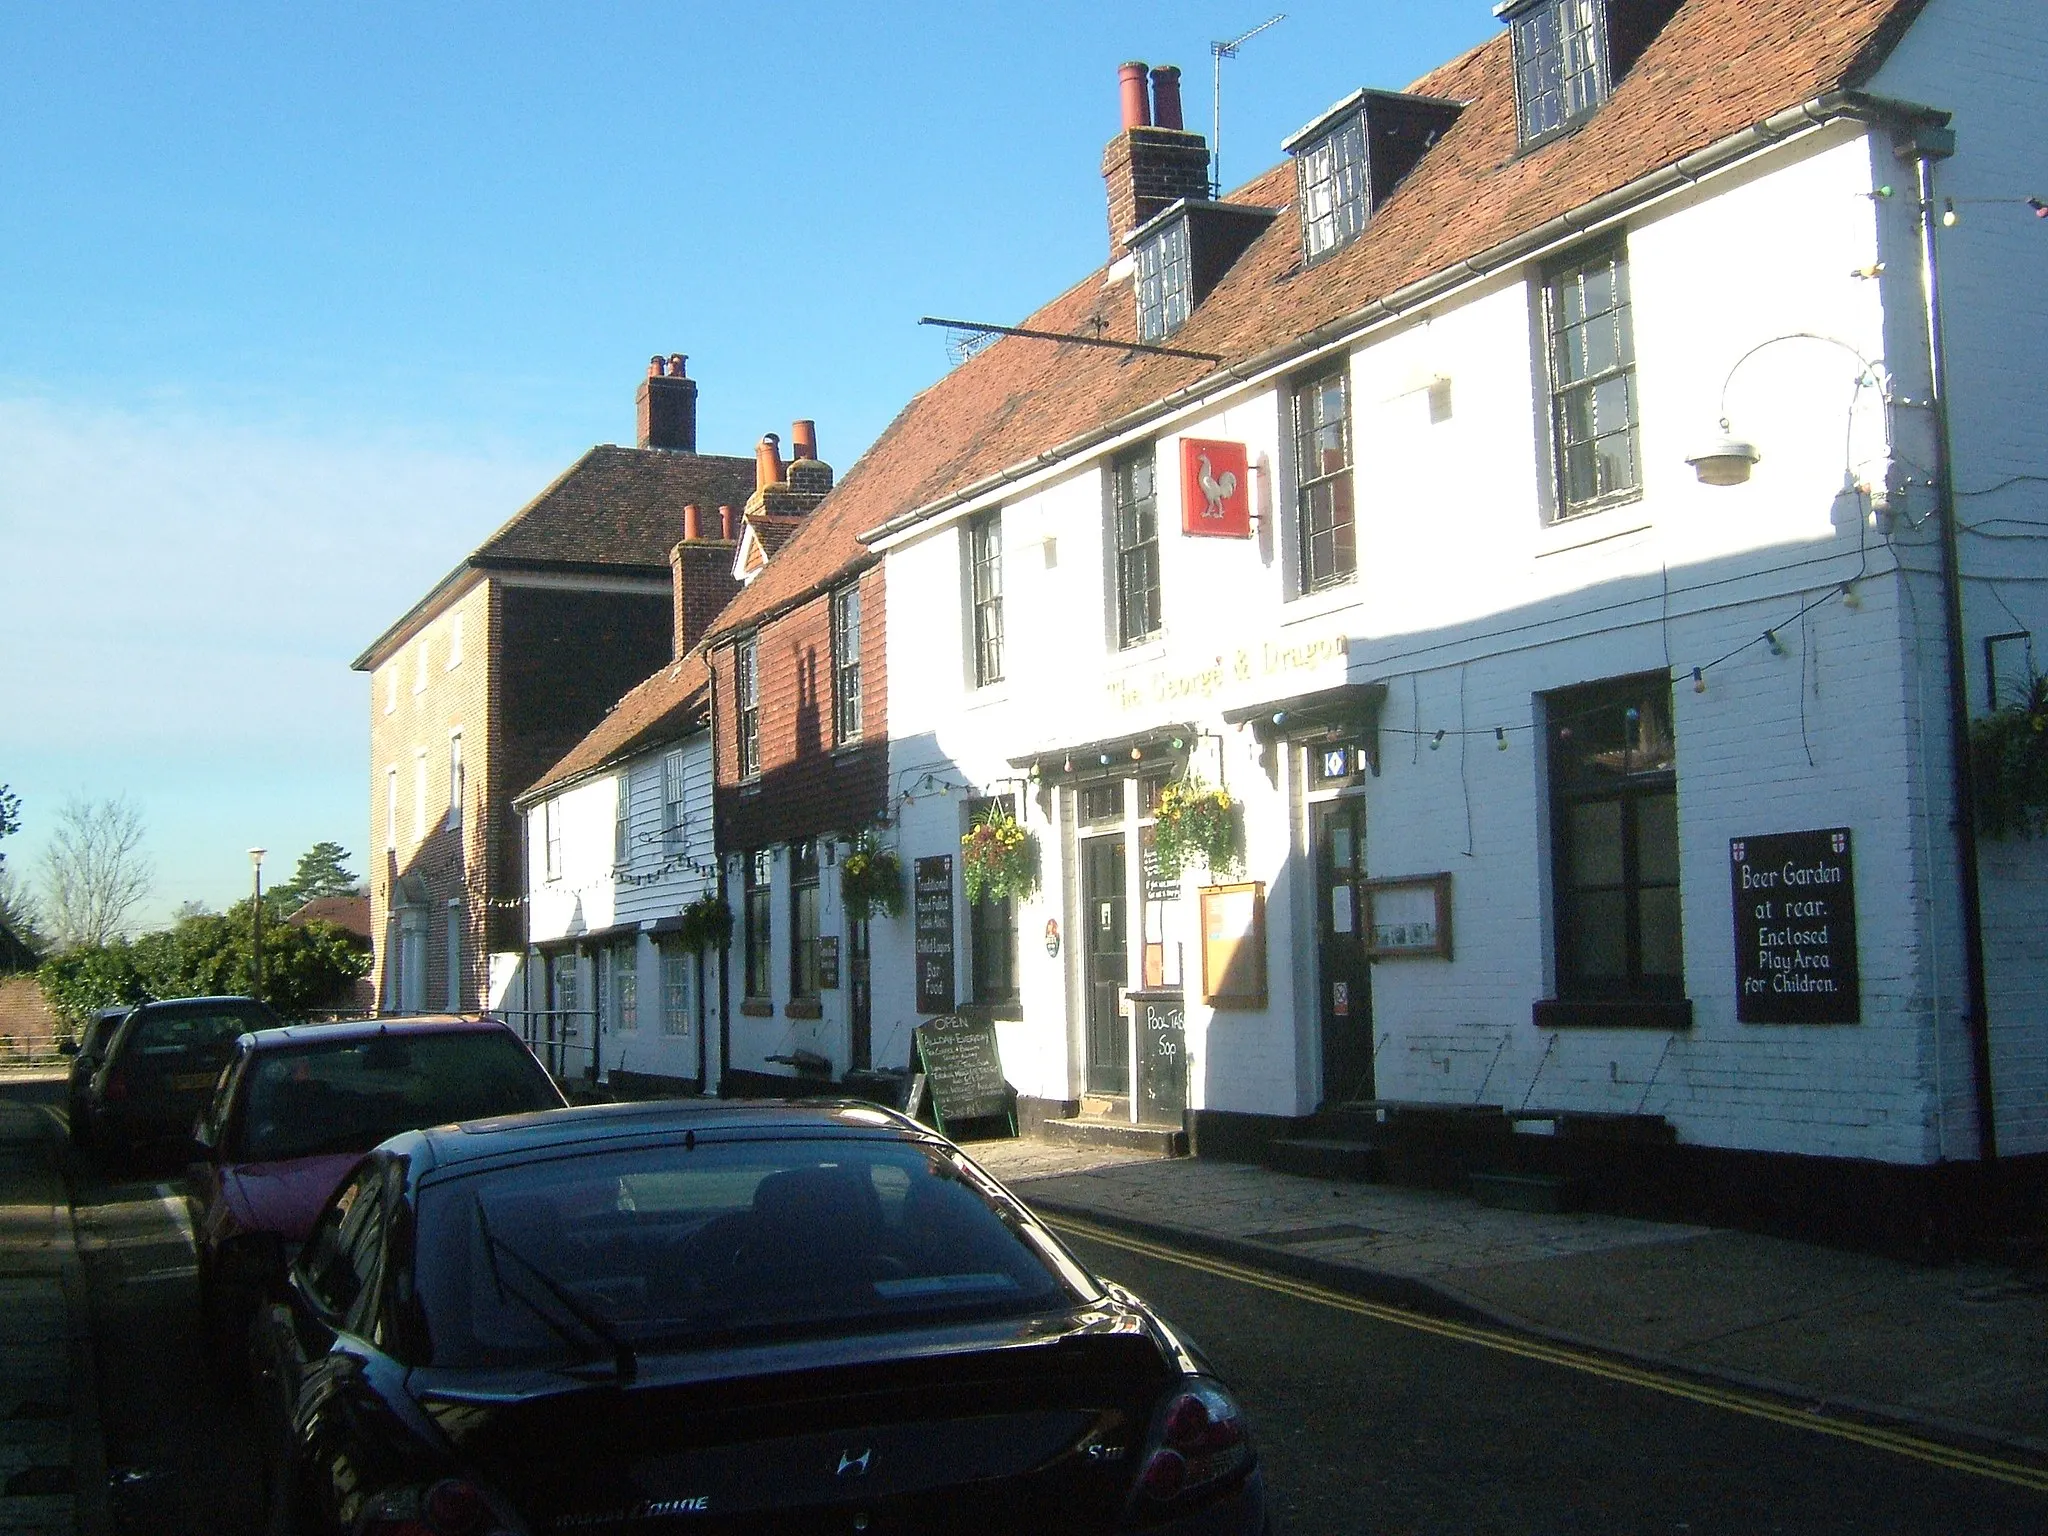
[518,653,711,804]
[702,0,1925,642]
[286,894,372,940]
[473,445,756,571]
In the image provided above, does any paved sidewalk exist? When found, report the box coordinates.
[0,1082,88,1536]
[968,1137,2048,1456]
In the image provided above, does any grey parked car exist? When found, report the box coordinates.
[61,1006,133,1151]
[82,996,280,1169]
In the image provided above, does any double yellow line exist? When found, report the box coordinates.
[1046,1212,2048,1495]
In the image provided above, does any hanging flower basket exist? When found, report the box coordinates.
[962,805,1038,905]
[676,892,733,952]
[1972,674,2048,839]
[1152,778,1240,879]
[840,840,904,921]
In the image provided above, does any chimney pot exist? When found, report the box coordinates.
[755,434,785,493]
[648,355,665,378]
[719,504,736,540]
[790,419,818,462]
[1150,66,1185,131]
[683,503,702,541]
[668,353,687,378]
[1118,62,1152,130]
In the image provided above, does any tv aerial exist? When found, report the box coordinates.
[1211,13,1286,198]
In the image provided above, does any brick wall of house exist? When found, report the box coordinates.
[491,582,675,950]
[713,561,888,852]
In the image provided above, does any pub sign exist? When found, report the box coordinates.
[1179,439,1252,539]
[1730,829,1860,1024]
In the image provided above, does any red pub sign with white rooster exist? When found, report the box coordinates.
[1179,438,1252,539]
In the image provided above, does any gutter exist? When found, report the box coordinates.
[858,88,1950,548]
[699,550,882,655]
[508,706,711,813]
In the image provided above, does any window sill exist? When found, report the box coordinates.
[959,1001,1023,1024]
[1284,580,1363,625]
[1542,488,1644,538]
[963,684,1009,713]
[739,780,762,799]
[739,999,775,1018]
[1533,998,1693,1031]
[785,999,823,1020]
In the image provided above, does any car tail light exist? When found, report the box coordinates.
[1132,1379,1252,1509]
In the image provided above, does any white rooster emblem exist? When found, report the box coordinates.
[1196,451,1239,520]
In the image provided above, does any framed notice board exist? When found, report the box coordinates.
[1731,828,1860,1024]
[1200,882,1267,1008]
[1364,873,1453,960]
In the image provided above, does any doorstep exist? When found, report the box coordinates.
[1040,1114,1187,1158]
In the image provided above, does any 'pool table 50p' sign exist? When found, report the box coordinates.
[1730,829,1860,1024]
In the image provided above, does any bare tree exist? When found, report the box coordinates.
[40,797,153,950]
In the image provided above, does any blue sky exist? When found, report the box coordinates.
[0,1,1494,929]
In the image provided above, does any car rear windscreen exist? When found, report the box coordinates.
[126,1008,256,1062]
[413,1136,1085,1368]
[234,1032,560,1162]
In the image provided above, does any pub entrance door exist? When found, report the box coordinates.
[1314,798,1374,1106]
[1081,832,1129,1096]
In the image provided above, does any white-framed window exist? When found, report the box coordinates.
[1509,0,1611,149]
[446,612,464,671]
[1292,365,1355,593]
[413,749,429,842]
[662,750,687,844]
[445,901,464,1012]
[386,767,398,849]
[614,774,631,868]
[543,799,562,882]
[1543,237,1641,517]
[1135,217,1192,342]
[832,583,863,744]
[448,731,464,829]
[1112,446,1161,648]
[613,942,639,1033]
[736,637,761,779]
[661,944,693,1037]
[968,510,1004,688]
[1295,110,1370,265]
[413,638,430,695]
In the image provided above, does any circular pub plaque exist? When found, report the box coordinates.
[1044,918,1061,958]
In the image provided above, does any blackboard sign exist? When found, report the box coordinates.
[1142,839,1180,904]
[1132,990,1186,1126]
[914,856,956,1014]
[913,1013,1009,1124]
[1731,829,1860,1024]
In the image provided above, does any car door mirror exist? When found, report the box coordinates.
[57,1040,78,1058]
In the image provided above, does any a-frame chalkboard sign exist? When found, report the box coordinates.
[911,1013,1015,1138]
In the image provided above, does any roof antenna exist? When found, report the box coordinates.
[1211,13,1286,199]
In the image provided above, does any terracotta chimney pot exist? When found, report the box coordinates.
[790,419,818,462]
[1118,62,1151,130]
[667,353,687,378]
[683,503,702,541]
[647,355,665,378]
[755,434,785,492]
[719,504,736,540]
[1150,66,1184,131]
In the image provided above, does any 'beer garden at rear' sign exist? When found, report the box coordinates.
[1730,829,1859,1024]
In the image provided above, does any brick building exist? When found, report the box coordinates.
[352,358,751,1012]
[696,425,892,1085]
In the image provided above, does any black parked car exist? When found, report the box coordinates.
[251,1100,1267,1536]
[61,1005,132,1150]
[83,995,280,1168]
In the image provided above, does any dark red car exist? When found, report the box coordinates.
[189,1015,566,1363]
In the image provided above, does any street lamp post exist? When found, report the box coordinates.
[248,847,267,1004]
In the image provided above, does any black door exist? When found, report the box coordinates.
[1082,834,1128,1096]
[848,919,872,1071]
[1315,799,1374,1105]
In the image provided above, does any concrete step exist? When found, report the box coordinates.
[1265,1137,1386,1182]
[1040,1115,1186,1158]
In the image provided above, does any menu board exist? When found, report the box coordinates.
[1133,990,1187,1125]
[1731,829,1860,1024]
[1200,882,1267,1008]
[914,856,956,1015]
[914,1013,1009,1124]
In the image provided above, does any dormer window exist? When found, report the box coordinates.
[1283,91,1463,267]
[1128,200,1276,342]
[1507,0,1611,147]
[1295,113,1370,265]
[1503,0,1683,150]
[1136,219,1192,343]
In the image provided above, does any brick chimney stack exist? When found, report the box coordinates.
[637,353,699,452]
[1101,62,1210,261]
[670,500,740,659]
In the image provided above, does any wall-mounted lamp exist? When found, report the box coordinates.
[1687,333,1889,491]
[1685,424,1764,487]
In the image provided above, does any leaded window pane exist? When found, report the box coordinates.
[1136,220,1192,343]
[736,637,761,779]
[790,839,820,1000]
[1296,113,1370,264]
[1545,242,1640,516]
[1112,449,1161,648]
[1292,367,1356,591]
[969,512,1004,687]
[832,585,863,744]
[1513,0,1610,146]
